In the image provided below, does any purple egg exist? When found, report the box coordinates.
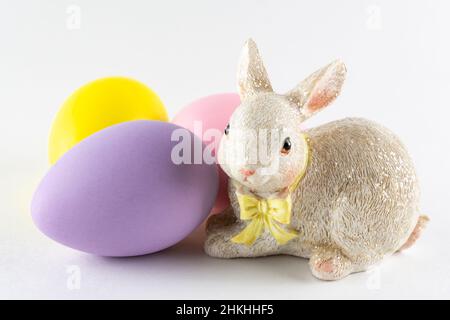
[31,120,218,257]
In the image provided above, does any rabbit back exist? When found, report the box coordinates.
[292,117,420,262]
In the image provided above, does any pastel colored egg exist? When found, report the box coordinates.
[49,77,168,164]
[32,120,218,257]
[172,93,240,214]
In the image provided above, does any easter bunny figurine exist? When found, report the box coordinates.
[204,39,429,280]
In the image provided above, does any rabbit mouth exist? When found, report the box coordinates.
[240,174,271,187]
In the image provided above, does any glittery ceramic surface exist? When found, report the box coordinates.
[204,39,428,280]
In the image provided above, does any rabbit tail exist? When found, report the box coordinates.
[398,215,430,251]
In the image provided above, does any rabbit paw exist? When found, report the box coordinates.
[206,209,237,234]
[204,231,240,258]
[309,248,353,281]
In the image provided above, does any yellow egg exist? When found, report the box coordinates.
[49,77,168,164]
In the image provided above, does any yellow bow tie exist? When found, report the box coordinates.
[231,194,299,246]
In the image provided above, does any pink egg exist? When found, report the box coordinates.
[172,93,240,214]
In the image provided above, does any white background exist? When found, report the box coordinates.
[1,0,449,299]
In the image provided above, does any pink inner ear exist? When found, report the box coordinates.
[307,88,336,112]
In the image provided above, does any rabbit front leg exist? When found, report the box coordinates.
[205,206,238,234]
[204,207,281,258]
[204,207,247,258]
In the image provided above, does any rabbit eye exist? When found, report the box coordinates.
[224,123,230,135]
[281,137,291,155]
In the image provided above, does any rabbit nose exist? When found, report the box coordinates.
[239,168,255,177]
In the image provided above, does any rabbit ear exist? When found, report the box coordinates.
[237,39,273,99]
[286,60,346,119]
